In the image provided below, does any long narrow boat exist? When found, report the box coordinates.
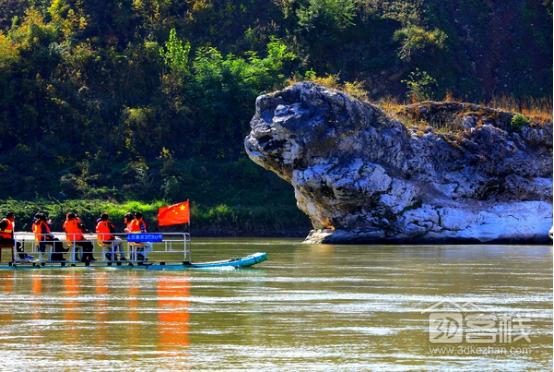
[0,232,268,270]
[183,252,268,269]
[5,252,268,270]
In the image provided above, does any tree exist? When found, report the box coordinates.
[159,27,190,75]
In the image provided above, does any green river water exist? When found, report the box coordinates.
[0,239,551,371]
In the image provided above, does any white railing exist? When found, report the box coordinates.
[5,232,191,265]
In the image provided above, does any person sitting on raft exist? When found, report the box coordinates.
[128,212,152,262]
[96,213,126,261]
[63,212,95,262]
[0,212,30,262]
[123,213,133,233]
[32,213,66,262]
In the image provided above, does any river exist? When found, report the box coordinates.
[0,239,551,371]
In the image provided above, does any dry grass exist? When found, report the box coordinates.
[443,92,552,124]
[377,93,552,130]
[486,96,552,123]
[376,96,432,134]
[286,78,552,130]
[287,73,368,101]
[377,96,404,116]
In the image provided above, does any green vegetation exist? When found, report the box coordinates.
[510,113,530,131]
[393,25,447,61]
[401,69,437,102]
[0,198,308,236]
[0,1,551,234]
[297,0,356,32]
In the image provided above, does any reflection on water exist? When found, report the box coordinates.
[95,272,108,346]
[31,274,41,295]
[126,272,140,351]
[1,272,13,293]
[0,273,13,326]
[0,240,551,370]
[157,276,190,351]
[63,273,80,346]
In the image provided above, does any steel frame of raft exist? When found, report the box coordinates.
[4,232,191,267]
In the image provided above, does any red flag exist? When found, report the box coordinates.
[158,200,190,226]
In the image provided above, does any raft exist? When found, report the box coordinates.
[2,232,268,270]
[2,252,268,270]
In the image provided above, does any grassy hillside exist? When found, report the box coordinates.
[0,0,551,234]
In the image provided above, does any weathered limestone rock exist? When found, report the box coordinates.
[245,82,553,243]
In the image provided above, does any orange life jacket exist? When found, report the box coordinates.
[63,218,84,242]
[33,220,51,242]
[128,218,144,233]
[96,220,114,243]
[0,218,13,239]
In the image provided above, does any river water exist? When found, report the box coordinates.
[0,239,551,371]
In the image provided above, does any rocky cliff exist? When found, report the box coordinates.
[245,82,553,243]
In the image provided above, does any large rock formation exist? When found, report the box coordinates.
[244,82,553,243]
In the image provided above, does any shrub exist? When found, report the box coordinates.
[297,0,356,32]
[393,25,447,61]
[401,69,437,102]
[159,28,191,74]
[510,113,530,130]
[0,33,18,68]
[291,71,368,100]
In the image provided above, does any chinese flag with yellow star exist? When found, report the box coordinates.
[158,200,190,226]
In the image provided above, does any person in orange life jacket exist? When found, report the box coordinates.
[123,213,133,233]
[63,212,95,262]
[32,213,66,261]
[124,212,139,260]
[0,212,28,261]
[129,212,152,262]
[96,213,126,261]
[32,213,50,258]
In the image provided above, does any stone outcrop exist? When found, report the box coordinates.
[244,82,553,244]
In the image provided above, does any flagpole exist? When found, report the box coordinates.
[187,199,191,263]
[185,199,190,237]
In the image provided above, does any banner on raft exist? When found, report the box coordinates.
[127,233,163,243]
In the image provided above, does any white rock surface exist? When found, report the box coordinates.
[245,82,553,243]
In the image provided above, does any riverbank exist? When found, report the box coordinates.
[0,199,311,237]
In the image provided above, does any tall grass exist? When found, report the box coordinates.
[377,94,552,125]
[487,96,552,123]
